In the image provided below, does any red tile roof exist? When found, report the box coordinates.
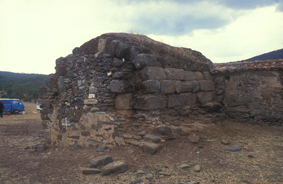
[210,59,283,74]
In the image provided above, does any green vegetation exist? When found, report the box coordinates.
[0,71,49,102]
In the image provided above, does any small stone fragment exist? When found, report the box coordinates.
[145,173,153,180]
[178,164,191,169]
[123,134,133,139]
[221,139,230,145]
[96,145,107,152]
[137,130,146,136]
[102,161,128,176]
[226,145,242,152]
[193,165,202,172]
[136,170,145,174]
[133,135,142,140]
[115,137,126,146]
[131,178,142,184]
[90,155,113,168]
[248,154,255,158]
[158,171,171,176]
[189,134,200,143]
[172,120,181,126]
[82,168,101,175]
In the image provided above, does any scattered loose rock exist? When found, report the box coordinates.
[189,134,200,143]
[96,145,107,152]
[143,134,161,143]
[178,164,191,169]
[137,130,146,136]
[90,155,113,168]
[152,125,175,140]
[136,170,145,174]
[115,137,126,146]
[158,171,171,176]
[131,178,142,184]
[102,161,128,176]
[123,134,133,139]
[193,164,202,172]
[220,139,230,145]
[133,135,142,140]
[143,142,162,155]
[226,145,242,152]
[82,168,101,175]
[126,139,140,146]
[145,173,153,180]
[172,120,181,126]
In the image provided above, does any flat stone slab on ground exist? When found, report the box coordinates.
[90,155,113,168]
[143,134,161,143]
[143,142,162,155]
[226,145,242,152]
[82,168,101,175]
[102,161,128,176]
[126,139,140,146]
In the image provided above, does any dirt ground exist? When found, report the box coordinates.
[0,102,282,184]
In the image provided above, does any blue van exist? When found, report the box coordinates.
[0,99,25,114]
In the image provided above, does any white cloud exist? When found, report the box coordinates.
[0,0,283,74]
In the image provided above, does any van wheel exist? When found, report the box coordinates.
[13,109,19,114]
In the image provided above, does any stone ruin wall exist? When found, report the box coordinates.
[39,33,283,149]
[214,70,283,125]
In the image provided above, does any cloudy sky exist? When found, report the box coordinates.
[1,0,283,74]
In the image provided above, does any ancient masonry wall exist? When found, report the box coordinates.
[213,70,283,125]
[39,33,216,148]
[39,33,283,149]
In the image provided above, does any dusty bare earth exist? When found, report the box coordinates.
[0,102,283,184]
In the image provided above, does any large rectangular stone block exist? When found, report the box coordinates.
[139,67,166,81]
[202,71,212,80]
[164,68,185,80]
[197,92,213,104]
[168,93,196,107]
[160,80,177,94]
[109,80,131,93]
[181,81,199,93]
[133,95,167,110]
[115,93,133,110]
[184,71,203,81]
[199,80,215,91]
[142,80,160,93]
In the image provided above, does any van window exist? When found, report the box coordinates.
[2,100,11,104]
[13,101,19,104]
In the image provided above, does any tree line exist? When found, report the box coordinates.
[0,71,49,102]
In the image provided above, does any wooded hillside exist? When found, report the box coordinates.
[0,71,49,101]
